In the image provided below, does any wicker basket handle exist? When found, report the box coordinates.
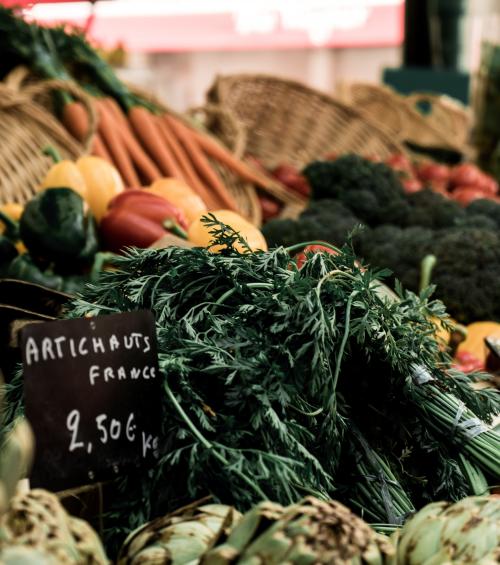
[23,79,97,153]
[188,103,247,158]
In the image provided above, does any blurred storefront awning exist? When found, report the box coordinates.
[17,0,404,53]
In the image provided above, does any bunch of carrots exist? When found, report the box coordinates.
[0,6,286,214]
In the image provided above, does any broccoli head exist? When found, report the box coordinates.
[303,155,406,226]
[431,227,500,322]
[466,198,500,229]
[405,190,465,229]
[262,200,361,249]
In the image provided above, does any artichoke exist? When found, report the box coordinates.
[395,496,500,564]
[201,496,395,564]
[0,489,108,564]
[117,500,241,565]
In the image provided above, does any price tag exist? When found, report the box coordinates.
[21,310,162,491]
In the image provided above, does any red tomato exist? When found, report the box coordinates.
[476,173,499,195]
[386,153,414,173]
[452,186,490,206]
[295,244,338,269]
[272,164,311,197]
[258,194,282,221]
[416,162,450,184]
[450,163,482,188]
[402,178,423,194]
[324,152,338,161]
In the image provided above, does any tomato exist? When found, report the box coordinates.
[324,152,338,161]
[402,178,423,194]
[450,163,482,188]
[452,186,491,206]
[476,173,499,195]
[386,153,414,173]
[272,164,311,197]
[416,162,450,184]
[258,194,282,221]
[295,244,338,269]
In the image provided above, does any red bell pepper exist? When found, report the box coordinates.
[100,189,188,253]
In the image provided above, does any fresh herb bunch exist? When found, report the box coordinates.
[5,217,499,555]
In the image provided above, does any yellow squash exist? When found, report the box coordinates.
[147,178,207,224]
[188,210,267,253]
[76,156,124,221]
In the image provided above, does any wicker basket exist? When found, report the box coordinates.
[343,83,471,155]
[208,74,408,171]
[0,68,96,205]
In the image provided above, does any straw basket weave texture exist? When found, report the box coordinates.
[0,68,96,205]
[208,74,408,171]
[344,83,470,155]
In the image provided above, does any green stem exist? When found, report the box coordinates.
[419,254,437,293]
[286,240,342,255]
[90,252,117,281]
[163,219,188,240]
[332,292,355,396]
[43,146,62,164]
[163,380,268,501]
[214,282,273,308]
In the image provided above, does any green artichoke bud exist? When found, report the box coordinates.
[202,496,395,564]
[396,496,500,564]
[0,489,108,564]
[0,373,34,516]
[117,500,241,565]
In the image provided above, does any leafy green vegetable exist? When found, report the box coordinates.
[5,218,499,557]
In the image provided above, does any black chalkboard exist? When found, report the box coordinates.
[21,310,162,491]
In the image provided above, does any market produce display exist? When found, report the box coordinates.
[0,6,499,565]
[7,218,498,556]
[0,6,290,221]
[263,154,500,324]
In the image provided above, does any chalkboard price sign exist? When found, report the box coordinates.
[21,310,162,491]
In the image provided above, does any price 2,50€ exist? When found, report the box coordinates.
[66,409,159,459]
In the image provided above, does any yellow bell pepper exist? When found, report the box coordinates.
[188,210,267,253]
[76,156,124,221]
[147,178,207,225]
[40,147,87,200]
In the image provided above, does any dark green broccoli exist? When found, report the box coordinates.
[303,155,406,226]
[466,198,500,229]
[358,226,434,291]
[262,200,360,248]
[405,190,465,229]
[459,214,498,231]
[430,228,500,322]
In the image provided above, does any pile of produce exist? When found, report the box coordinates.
[263,154,500,324]
[120,494,500,564]
[7,218,498,555]
[0,6,282,216]
[0,378,108,564]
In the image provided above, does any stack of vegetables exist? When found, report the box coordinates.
[6,218,498,556]
[263,154,500,325]
[0,6,284,219]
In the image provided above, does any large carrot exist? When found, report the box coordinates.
[101,97,129,130]
[164,114,238,211]
[62,100,112,161]
[101,99,161,183]
[96,100,140,187]
[128,106,184,179]
[168,114,276,190]
[156,117,209,191]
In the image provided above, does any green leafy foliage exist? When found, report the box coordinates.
[5,220,499,557]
